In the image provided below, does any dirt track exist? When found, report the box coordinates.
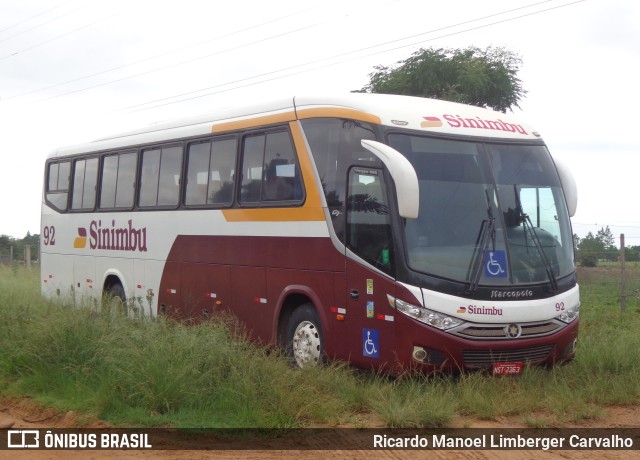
[1,398,639,459]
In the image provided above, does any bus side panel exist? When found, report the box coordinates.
[73,254,97,306]
[143,259,167,316]
[325,272,348,360]
[231,266,268,341]
[133,258,146,314]
[159,234,345,344]
[180,262,231,321]
[41,252,75,302]
[342,258,398,371]
[158,260,181,318]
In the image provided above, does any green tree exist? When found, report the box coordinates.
[0,233,39,261]
[573,233,581,251]
[596,226,615,248]
[22,232,40,262]
[356,46,526,112]
[596,226,619,262]
[0,234,13,260]
[577,232,604,267]
[0,234,11,247]
[626,245,640,262]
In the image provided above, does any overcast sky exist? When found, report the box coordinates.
[1,0,638,245]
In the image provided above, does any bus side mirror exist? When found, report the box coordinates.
[361,140,419,219]
[552,156,577,217]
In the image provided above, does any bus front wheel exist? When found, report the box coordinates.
[286,304,324,368]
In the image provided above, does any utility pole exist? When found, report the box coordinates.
[24,245,31,268]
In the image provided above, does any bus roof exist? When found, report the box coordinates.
[47,94,541,158]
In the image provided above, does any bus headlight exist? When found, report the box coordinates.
[387,295,462,331]
[556,302,580,323]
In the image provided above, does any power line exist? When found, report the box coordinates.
[0,0,74,34]
[6,0,583,109]
[1,5,318,101]
[14,0,397,104]
[28,23,322,104]
[0,1,95,45]
[120,0,585,114]
[0,12,118,62]
[120,0,557,111]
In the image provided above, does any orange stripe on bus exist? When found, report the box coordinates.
[211,112,296,134]
[211,107,381,134]
[222,206,324,222]
[295,107,381,124]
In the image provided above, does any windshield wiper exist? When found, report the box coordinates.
[466,190,496,294]
[514,185,559,294]
[521,213,559,294]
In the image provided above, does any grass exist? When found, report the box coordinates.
[1,264,640,428]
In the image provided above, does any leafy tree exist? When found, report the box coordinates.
[596,226,619,262]
[577,232,604,267]
[355,46,526,112]
[23,232,40,250]
[0,233,39,262]
[596,226,615,249]
[0,234,12,260]
[576,227,621,266]
[626,246,640,262]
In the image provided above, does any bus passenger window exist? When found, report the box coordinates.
[185,138,237,207]
[139,146,182,207]
[46,161,71,212]
[208,138,236,205]
[240,135,264,203]
[100,151,137,209]
[185,142,211,205]
[240,130,302,205]
[263,131,300,201]
[71,157,98,211]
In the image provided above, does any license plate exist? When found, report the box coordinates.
[492,362,523,375]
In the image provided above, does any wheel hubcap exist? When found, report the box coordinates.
[292,321,321,367]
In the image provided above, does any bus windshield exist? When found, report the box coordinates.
[387,134,575,286]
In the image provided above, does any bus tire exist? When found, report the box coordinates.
[104,283,127,315]
[285,304,324,368]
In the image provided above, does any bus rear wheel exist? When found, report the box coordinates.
[286,304,324,368]
[104,283,127,315]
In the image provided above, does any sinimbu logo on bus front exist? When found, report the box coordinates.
[74,220,148,252]
[456,305,504,316]
[421,115,528,135]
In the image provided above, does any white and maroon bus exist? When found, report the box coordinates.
[41,94,579,374]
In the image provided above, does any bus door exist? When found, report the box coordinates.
[345,167,397,368]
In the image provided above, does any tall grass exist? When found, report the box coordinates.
[1,264,640,428]
[0,266,373,427]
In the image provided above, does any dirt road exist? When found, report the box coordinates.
[1,398,638,459]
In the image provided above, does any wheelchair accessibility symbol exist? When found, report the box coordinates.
[484,250,507,278]
[362,328,380,358]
